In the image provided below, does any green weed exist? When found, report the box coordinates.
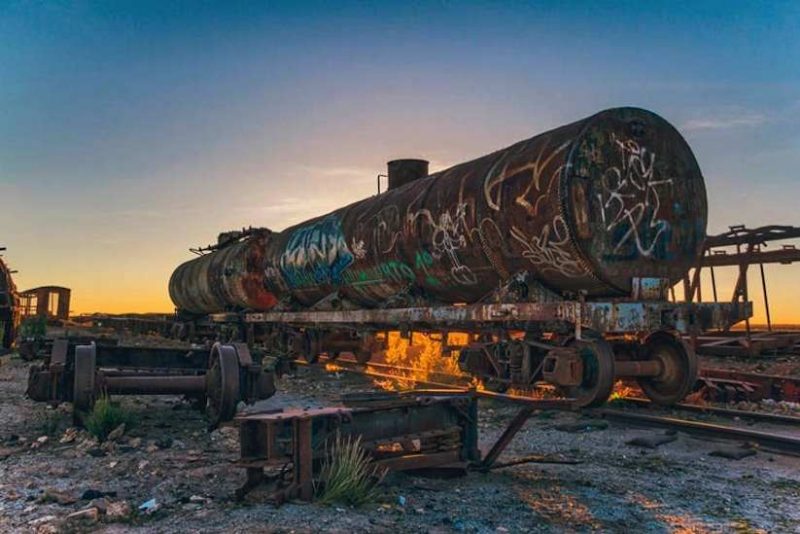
[84,396,134,441]
[314,433,386,506]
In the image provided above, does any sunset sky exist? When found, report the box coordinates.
[1,1,799,323]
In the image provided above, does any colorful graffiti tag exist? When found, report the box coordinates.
[279,216,355,288]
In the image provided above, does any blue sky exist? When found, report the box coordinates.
[1,1,798,316]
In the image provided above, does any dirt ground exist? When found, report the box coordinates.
[1,354,799,534]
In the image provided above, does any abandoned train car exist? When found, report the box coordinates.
[169,107,751,408]
[0,250,19,350]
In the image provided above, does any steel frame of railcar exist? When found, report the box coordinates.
[205,293,752,407]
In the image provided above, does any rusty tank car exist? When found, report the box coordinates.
[170,107,751,407]
[0,250,19,351]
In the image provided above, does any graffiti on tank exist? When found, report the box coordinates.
[356,205,403,257]
[470,218,510,280]
[598,135,673,259]
[350,238,367,260]
[414,250,442,287]
[279,216,355,288]
[510,215,584,278]
[483,139,571,212]
[341,260,417,303]
[410,202,477,285]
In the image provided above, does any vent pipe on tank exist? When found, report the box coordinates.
[387,159,429,191]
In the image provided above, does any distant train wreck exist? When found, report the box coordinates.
[0,247,19,350]
[19,286,71,322]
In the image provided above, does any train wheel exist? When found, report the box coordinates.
[563,338,615,408]
[206,343,241,429]
[637,332,698,405]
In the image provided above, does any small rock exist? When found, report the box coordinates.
[87,447,106,458]
[106,423,126,442]
[106,500,132,521]
[554,420,608,433]
[40,488,77,505]
[0,446,19,460]
[29,515,58,527]
[128,437,142,448]
[89,498,108,514]
[710,446,757,460]
[76,437,98,452]
[59,428,79,444]
[66,507,99,523]
[30,436,49,449]
[145,444,158,453]
[626,433,678,449]
[35,523,59,534]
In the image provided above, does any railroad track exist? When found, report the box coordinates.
[593,408,800,456]
[304,356,800,456]
[297,356,570,408]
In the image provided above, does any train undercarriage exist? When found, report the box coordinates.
[193,279,750,409]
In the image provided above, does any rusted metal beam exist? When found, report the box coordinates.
[243,300,748,334]
[700,248,800,267]
[478,406,535,471]
[615,360,663,377]
[704,225,800,248]
[102,375,206,395]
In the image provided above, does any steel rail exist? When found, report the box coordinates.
[299,357,575,409]
[617,397,800,426]
[309,357,800,421]
[595,409,800,456]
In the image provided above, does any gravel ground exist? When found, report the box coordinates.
[1,354,799,533]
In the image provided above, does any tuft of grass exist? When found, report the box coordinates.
[38,411,63,437]
[84,396,134,441]
[314,433,386,506]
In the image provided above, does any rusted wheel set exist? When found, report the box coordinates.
[28,341,275,427]
[455,329,697,407]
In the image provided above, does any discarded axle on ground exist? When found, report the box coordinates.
[26,339,276,427]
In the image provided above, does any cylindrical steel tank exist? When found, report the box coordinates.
[170,107,707,314]
[169,231,277,314]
